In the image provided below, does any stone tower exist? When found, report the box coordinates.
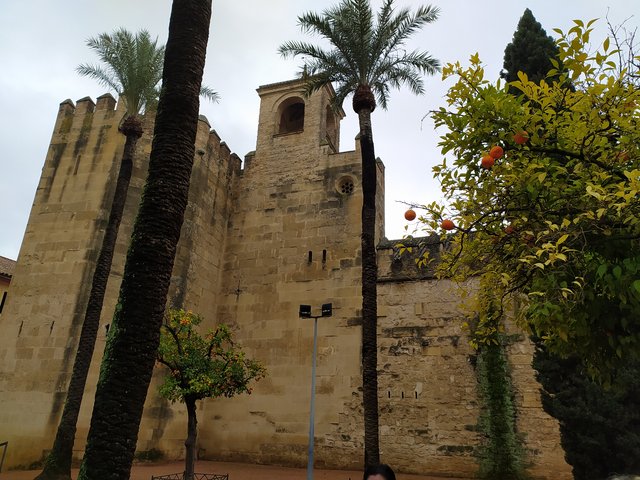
[0,79,569,478]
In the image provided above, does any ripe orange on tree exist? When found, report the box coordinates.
[489,145,504,159]
[481,155,495,169]
[404,209,417,221]
[441,219,455,231]
[513,131,529,145]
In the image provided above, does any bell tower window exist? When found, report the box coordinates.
[277,97,305,134]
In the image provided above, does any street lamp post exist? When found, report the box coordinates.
[299,303,332,480]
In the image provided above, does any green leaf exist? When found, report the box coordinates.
[597,264,607,278]
[613,266,622,279]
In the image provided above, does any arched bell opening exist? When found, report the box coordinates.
[277,97,305,134]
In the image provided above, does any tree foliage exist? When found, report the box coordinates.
[533,346,640,480]
[77,29,165,116]
[77,28,218,116]
[502,9,561,85]
[157,309,265,403]
[157,309,264,480]
[499,13,640,477]
[279,0,440,110]
[472,287,527,480]
[423,19,640,379]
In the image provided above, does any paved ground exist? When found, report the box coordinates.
[0,460,469,480]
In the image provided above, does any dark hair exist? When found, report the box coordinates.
[363,464,396,480]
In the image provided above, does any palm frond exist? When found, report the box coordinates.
[80,27,219,116]
[199,85,220,103]
[76,63,121,93]
[279,0,440,111]
[296,9,359,77]
[79,28,164,115]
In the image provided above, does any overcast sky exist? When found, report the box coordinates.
[0,0,636,260]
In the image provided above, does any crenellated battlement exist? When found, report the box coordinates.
[50,94,241,176]
[56,93,119,118]
[96,93,116,111]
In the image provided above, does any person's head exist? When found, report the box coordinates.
[363,464,396,480]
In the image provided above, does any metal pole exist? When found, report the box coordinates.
[307,316,318,480]
[0,441,7,473]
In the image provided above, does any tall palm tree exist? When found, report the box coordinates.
[36,26,218,480]
[280,0,439,467]
[35,29,164,480]
[76,0,212,478]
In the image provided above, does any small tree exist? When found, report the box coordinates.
[157,309,265,480]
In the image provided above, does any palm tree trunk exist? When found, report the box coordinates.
[184,396,198,480]
[76,1,211,478]
[357,108,380,468]
[35,117,141,480]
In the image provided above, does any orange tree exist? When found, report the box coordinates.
[422,20,640,379]
[157,309,265,480]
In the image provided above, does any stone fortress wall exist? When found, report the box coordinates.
[0,79,569,478]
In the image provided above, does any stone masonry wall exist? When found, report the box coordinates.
[376,239,571,478]
[193,81,375,470]
[0,94,127,463]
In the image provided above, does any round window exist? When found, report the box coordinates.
[336,176,355,196]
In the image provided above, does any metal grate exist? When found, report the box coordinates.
[151,473,229,480]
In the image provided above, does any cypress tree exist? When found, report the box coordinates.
[502,9,560,85]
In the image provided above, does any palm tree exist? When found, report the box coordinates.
[280,0,439,467]
[76,0,212,478]
[36,27,217,480]
[35,29,164,480]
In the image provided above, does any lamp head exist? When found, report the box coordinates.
[299,304,312,318]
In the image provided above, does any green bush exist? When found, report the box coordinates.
[533,344,640,480]
[134,448,164,462]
